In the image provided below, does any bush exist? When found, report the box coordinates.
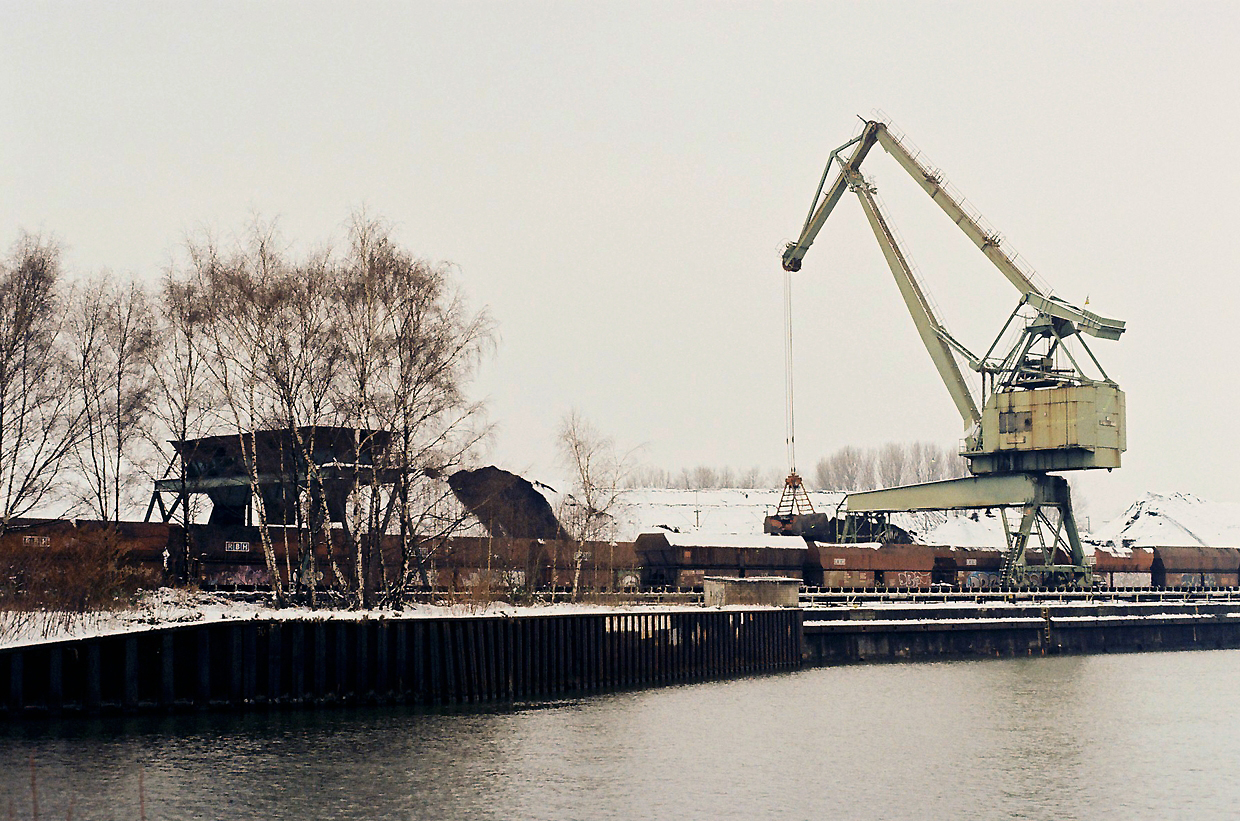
[0,526,157,613]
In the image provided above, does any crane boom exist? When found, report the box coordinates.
[781,122,881,272]
[846,169,981,426]
[870,126,1044,297]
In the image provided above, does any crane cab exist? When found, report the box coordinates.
[964,384,1126,474]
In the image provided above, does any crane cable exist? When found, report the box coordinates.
[783,267,797,475]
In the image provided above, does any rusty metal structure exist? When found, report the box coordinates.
[145,427,397,529]
[781,116,1126,587]
[773,472,815,527]
[11,515,1240,593]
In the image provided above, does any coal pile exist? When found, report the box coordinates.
[448,466,568,539]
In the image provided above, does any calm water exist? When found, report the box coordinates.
[1,649,1238,820]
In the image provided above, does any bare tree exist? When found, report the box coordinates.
[557,410,633,597]
[68,274,157,521]
[688,465,719,490]
[174,216,494,608]
[556,410,632,542]
[906,441,969,483]
[333,214,494,605]
[0,233,83,532]
[187,225,304,605]
[818,441,967,491]
[876,442,909,489]
[644,464,773,490]
[814,445,877,491]
[143,267,216,579]
[735,466,764,488]
[0,216,493,606]
[621,465,671,489]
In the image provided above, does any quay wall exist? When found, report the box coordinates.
[803,602,1240,664]
[0,609,803,717]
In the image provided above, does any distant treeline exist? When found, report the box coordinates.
[622,442,968,491]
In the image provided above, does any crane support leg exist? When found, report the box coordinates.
[847,171,981,426]
[844,472,1090,589]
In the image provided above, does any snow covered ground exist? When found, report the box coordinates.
[1089,492,1240,549]
[0,589,705,650]
[615,487,843,539]
[613,487,1240,553]
[614,487,1008,547]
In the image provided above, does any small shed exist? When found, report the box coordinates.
[703,576,800,607]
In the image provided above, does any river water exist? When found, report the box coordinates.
[0,648,1237,820]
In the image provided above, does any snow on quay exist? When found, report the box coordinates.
[0,590,707,651]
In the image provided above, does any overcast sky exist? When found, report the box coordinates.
[3,2,1237,521]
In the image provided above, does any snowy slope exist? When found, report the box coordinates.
[1089,492,1240,548]
[920,511,1009,548]
[614,488,844,540]
[612,487,1004,547]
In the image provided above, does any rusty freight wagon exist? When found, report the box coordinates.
[929,547,1005,589]
[427,537,640,592]
[1150,547,1240,588]
[189,528,645,594]
[804,543,934,588]
[1091,546,1155,588]
[0,519,175,571]
[185,524,365,588]
[634,532,806,588]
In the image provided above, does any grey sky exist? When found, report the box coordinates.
[3,2,1236,520]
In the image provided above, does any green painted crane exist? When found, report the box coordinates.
[783,117,1127,587]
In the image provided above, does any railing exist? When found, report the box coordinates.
[799,586,1240,606]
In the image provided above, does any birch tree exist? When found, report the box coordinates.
[333,215,493,604]
[0,234,82,532]
[556,411,634,596]
[68,274,157,521]
[144,261,220,579]
[174,215,492,607]
[188,227,296,604]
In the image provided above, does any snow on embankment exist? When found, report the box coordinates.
[0,590,698,651]
[920,511,1009,549]
[616,488,842,540]
[1089,492,1240,551]
[615,488,1005,547]
[616,487,1240,554]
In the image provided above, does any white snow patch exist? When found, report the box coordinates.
[654,532,808,549]
[616,487,844,539]
[916,511,1009,548]
[1089,492,1240,548]
[0,589,712,650]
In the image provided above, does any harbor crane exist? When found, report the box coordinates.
[783,117,1125,587]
